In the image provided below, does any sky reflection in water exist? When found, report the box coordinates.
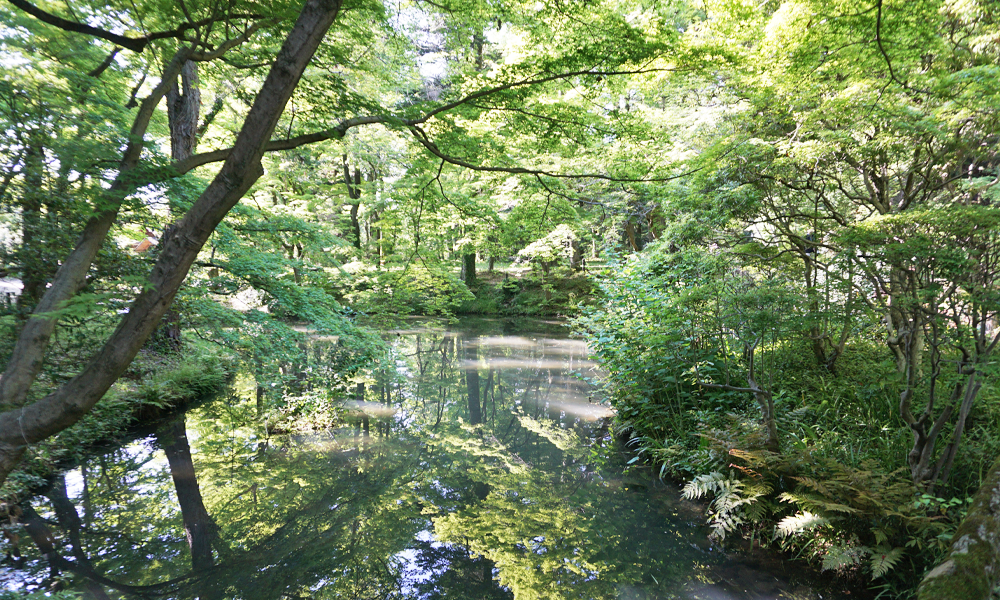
[1,318,848,600]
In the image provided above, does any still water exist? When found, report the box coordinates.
[1,318,851,599]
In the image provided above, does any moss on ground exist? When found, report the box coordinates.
[0,340,237,503]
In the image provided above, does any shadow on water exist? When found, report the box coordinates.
[1,317,859,600]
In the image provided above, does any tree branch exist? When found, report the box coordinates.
[408,124,686,182]
[412,66,680,123]
[170,115,391,175]
[874,0,931,95]
[8,0,149,51]
[7,0,261,54]
[696,380,758,394]
[190,22,265,61]
[86,48,120,78]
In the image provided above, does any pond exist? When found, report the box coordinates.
[1,318,855,599]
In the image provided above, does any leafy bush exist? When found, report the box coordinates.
[516,224,578,276]
[340,263,474,321]
[577,243,998,593]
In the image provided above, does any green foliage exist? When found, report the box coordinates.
[5,0,1000,593]
[681,471,771,539]
[775,511,829,539]
[579,238,992,591]
[515,224,577,272]
[0,592,81,600]
[1,341,236,501]
[342,263,475,321]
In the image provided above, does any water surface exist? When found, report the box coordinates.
[1,318,850,599]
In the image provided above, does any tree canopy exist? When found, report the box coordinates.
[3,0,1000,596]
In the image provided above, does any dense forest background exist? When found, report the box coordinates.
[0,0,999,597]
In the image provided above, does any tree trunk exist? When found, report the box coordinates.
[0,0,344,487]
[18,140,45,309]
[349,201,361,249]
[624,221,642,252]
[462,253,477,287]
[569,239,583,271]
[166,61,201,162]
[343,155,363,249]
[917,455,1000,600]
[156,416,216,571]
[45,478,114,600]
[748,374,779,453]
[152,59,202,350]
[21,504,60,579]
[465,341,481,424]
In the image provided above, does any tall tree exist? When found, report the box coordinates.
[0,0,685,487]
[0,0,347,484]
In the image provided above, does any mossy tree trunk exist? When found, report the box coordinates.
[917,455,1000,600]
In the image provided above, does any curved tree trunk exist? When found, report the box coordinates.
[0,0,344,487]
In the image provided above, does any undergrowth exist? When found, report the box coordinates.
[578,277,996,598]
[590,338,986,596]
[0,340,236,503]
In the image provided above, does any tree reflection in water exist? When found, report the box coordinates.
[2,318,832,600]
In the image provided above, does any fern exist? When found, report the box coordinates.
[821,543,866,572]
[873,527,889,546]
[682,471,733,500]
[793,476,835,498]
[682,471,769,540]
[869,546,904,579]
[743,496,772,523]
[775,511,829,538]
[778,491,859,515]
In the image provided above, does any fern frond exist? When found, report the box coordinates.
[710,512,744,540]
[873,528,889,546]
[683,471,767,540]
[775,512,829,538]
[821,544,866,572]
[869,546,904,579]
[778,491,858,515]
[743,499,770,523]
[817,501,860,514]
[745,481,774,497]
[787,406,811,419]
[791,476,834,497]
[682,471,733,500]
[729,448,774,467]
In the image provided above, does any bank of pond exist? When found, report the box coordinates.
[0,318,859,600]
